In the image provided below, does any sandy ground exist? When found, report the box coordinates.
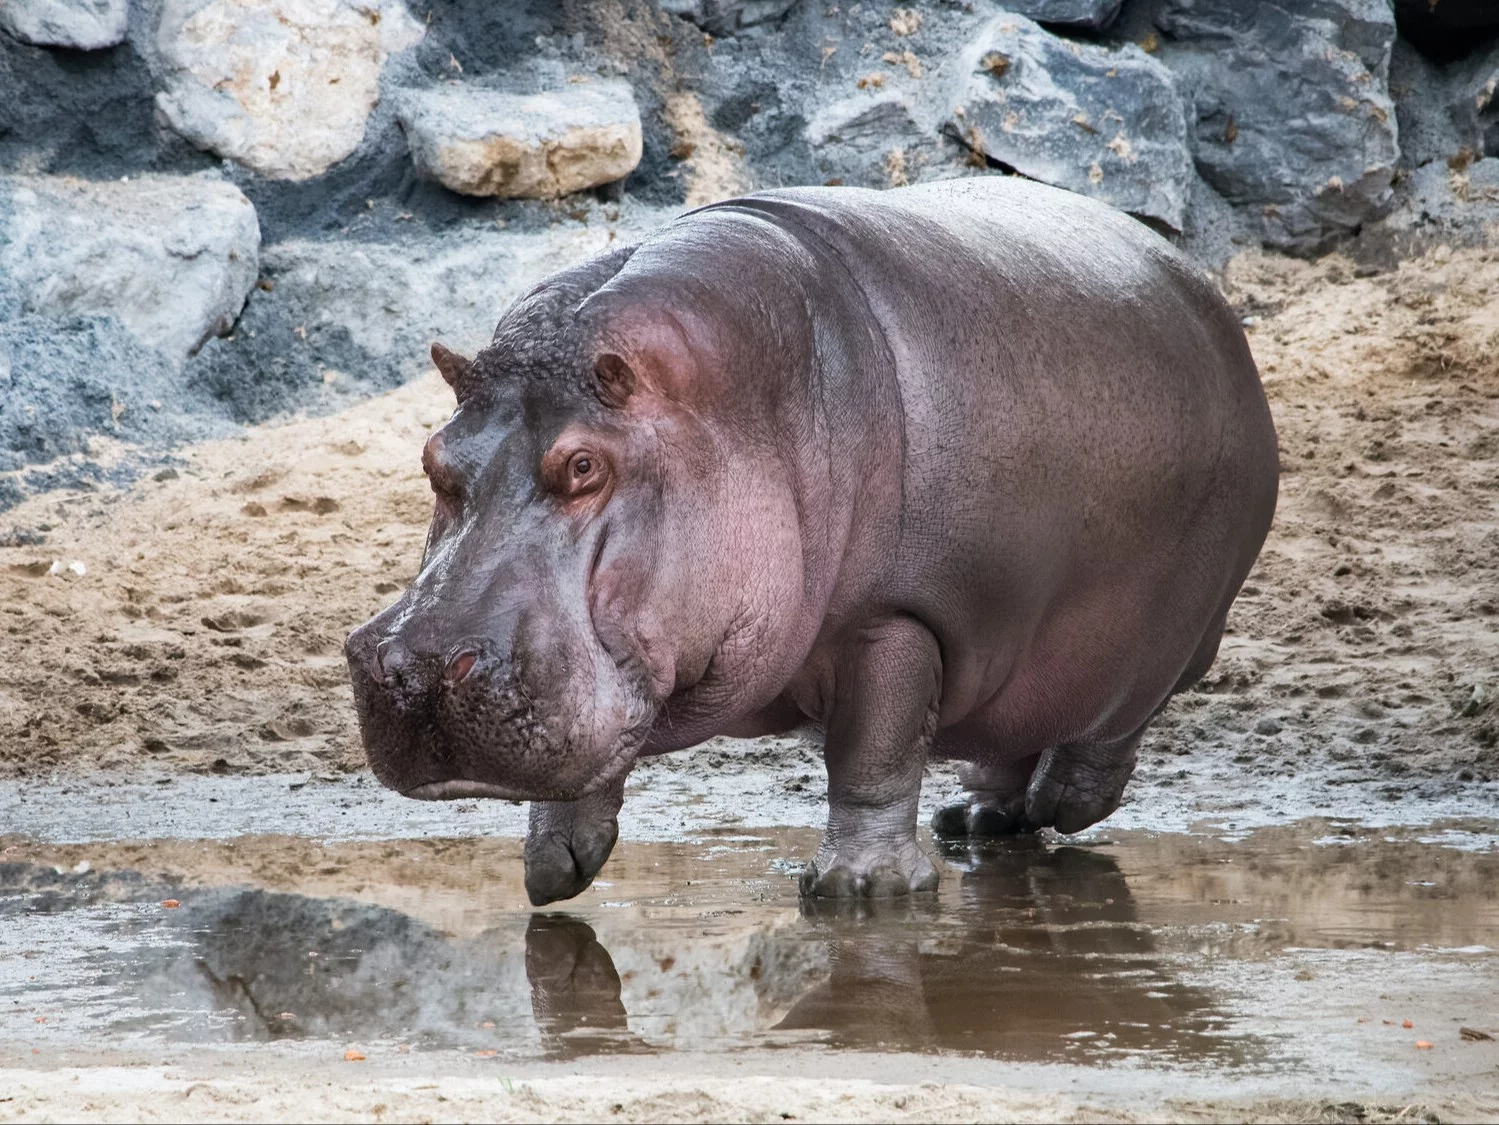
[1,243,1496,793]
[2,1068,1492,1125]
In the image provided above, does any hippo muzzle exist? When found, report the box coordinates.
[345,608,650,804]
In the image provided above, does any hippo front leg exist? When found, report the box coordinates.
[800,617,941,898]
[524,776,626,907]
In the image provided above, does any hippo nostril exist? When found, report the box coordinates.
[445,650,477,683]
[374,637,412,684]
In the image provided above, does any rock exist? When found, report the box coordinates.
[153,0,424,181]
[805,89,920,148]
[0,0,127,50]
[1253,717,1283,736]
[1152,0,1399,251]
[1001,0,1122,31]
[659,0,799,37]
[0,174,260,360]
[1448,41,1499,159]
[1388,37,1465,172]
[188,204,672,421]
[1393,0,1499,64]
[945,13,1192,230]
[396,82,644,199]
[1397,155,1499,238]
[804,88,921,188]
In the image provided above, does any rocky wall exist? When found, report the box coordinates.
[2,0,1499,508]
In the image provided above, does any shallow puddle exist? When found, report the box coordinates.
[2,821,1497,1091]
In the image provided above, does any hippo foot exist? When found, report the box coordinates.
[799,840,939,898]
[1023,739,1140,835]
[524,815,618,906]
[931,796,1035,838]
[525,787,625,906]
[930,757,1039,838]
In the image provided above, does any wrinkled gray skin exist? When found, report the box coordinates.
[346,177,1278,905]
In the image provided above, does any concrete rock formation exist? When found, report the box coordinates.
[396,81,644,199]
[803,88,921,186]
[947,12,1192,231]
[188,213,663,422]
[3,0,1498,507]
[1152,0,1400,250]
[659,0,799,36]
[1002,0,1122,31]
[0,173,260,360]
[1448,41,1499,159]
[153,0,424,180]
[0,0,128,49]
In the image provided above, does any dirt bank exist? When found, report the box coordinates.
[0,245,1496,803]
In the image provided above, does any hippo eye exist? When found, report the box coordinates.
[561,449,608,498]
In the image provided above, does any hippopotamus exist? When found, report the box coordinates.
[346,175,1278,905]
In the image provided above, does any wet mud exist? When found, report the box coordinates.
[3,821,1497,1099]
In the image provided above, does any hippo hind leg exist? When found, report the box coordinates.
[1022,729,1144,835]
[931,755,1043,838]
[934,614,1231,840]
[932,734,1141,839]
[1023,615,1230,835]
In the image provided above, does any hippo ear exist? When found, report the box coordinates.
[430,343,471,391]
[593,353,636,408]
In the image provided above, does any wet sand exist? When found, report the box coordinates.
[3,806,1499,1122]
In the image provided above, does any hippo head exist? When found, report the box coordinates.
[345,244,806,804]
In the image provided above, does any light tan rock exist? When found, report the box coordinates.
[397,82,643,199]
[154,0,424,181]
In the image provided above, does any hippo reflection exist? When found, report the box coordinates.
[776,841,1242,1061]
[526,844,1249,1066]
[0,846,1245,1064]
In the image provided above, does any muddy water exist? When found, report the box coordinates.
[2,820,1498,1097]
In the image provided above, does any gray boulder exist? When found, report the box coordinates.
[1388,155,1499,240]
[0,174,260,360]
[188,203,675,423]
[945,13,1192,231]
[1448,41,1499,159]
[1152,0,1399,251]
[396,82,644,199]
[805,90,920,149]
[1001,0,1122,31]
[660,0,799,36]
[803,86,923,188]
[0,0,127,49]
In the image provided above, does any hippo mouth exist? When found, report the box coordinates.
[398,718,647,804]
[404,779,528,801]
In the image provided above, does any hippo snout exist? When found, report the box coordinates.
[346,607,645,804]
